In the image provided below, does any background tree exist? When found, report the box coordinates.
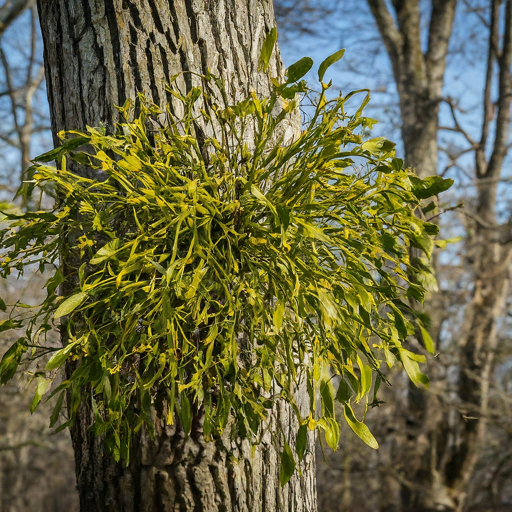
[0,0,49,207]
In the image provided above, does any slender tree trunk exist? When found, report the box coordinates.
[37,1,316,510]
[444,224,510,512]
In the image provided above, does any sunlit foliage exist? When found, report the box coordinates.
[0,45,451,483]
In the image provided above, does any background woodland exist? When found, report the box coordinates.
[0,1,511,511]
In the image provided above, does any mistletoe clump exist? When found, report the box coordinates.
[0,47,450,481]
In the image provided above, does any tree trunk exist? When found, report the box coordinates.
[37,1,316,510]
[444,223,510,511]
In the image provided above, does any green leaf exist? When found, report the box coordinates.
[279,81,308,100]
[0,338,27,384]
[297,220,331,243]
[358,357,373,398]
[78,263,86,287]
[411,176,454,199]
[90,239,119,265]
[324,417,340,451]
[273,301,285,333]
[258,27,278,72]
[54,292,87,319]
[390,305,408,338]
[250,184,277,215]
[149,259,166,275]
[30,376,51,413]
[178,393,192,435]
[343,403,379,449]
[46,340,79,370]
[317,289,338,321]
[276,205,290,230]
[435,236,463,249]
[419,324,435,354]
[336,379,353,403]
[407,283,425,303]
[371,374,382,407]
[286,57,313,84]
[49,391,66,427]
[45,269,64,298]
[296,424,308,462]
[362,137,392,154]
[399,348,429,388]
[320,379,335,418]
[0,318,22,333]
[318,49,345,82]
[0,297,6,312]
[279,440,296,486]
[35,136,91,162]
[52,419,72,435]
[422,201,437,214]
[423,222,439,236]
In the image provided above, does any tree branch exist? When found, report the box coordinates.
[0,46,21,136]
[25,4,37,88]
[476,0,500,177]
[0,0,35,39]
[426,0,457,96]
[391,0,426,87]
[487,0,512,178]
[366,0,404,78]
[0,130,20,148]
[438,144,475,176]
[442,97,476,147]
[0,440,45,452]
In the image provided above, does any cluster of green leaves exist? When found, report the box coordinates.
[0,44,451,482]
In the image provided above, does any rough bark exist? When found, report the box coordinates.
[37,1,315,511]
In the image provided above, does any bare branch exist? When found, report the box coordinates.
[0,0,35,39]
[274,0,335,39]
[0,46,21,136]
[391,0,426,87]
[426,0,457,96]
[477,0,500,177]
[487,0,512,178]
[366,0,404,77]
[0,86,23,98]
[25,4,37,88]
[0,130,20,148]
[442,97,477,146]
[438,144,475,176]
[461,0,489,28]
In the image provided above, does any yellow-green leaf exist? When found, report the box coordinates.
[46,340,79,370]
[258,27,278,72]
[419,324,435,354]
[344,403,379,449]
[54,292,87,319]
[30,376,51,413]
[318,48,345,82]
[273,301,285,333]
